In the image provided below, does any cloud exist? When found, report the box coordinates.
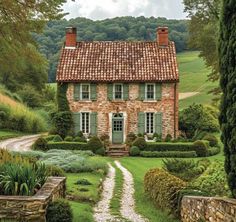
[62,0,187,20]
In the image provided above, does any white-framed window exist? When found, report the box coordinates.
[113,84,123,100]
[145,83,155,100]
[145,112,154,134]
[81,112,90,134]
[81,84,90,100]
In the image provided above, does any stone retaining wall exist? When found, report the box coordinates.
[0,177,66,222]
[181,196,236,222]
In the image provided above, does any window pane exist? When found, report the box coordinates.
[82,113,89,133]
[114,84,122,99]
[146,84,154,99]
[81,84,90,100]
[146,113,154,134]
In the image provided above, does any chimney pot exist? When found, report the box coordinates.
[157,27,169,47]
[65,27,77,48]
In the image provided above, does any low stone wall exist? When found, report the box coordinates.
[0,177,66,222]
[181,196,236,222]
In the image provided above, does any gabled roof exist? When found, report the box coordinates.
[56,41,179,82]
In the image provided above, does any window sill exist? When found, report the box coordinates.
[110,100,126,103]
[143,100,160,103]
[75,100,92,103]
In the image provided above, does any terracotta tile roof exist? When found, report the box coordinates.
[56,41,179,82]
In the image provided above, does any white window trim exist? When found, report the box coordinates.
[80,83,90,101]
[113,83,123,100]
[145,112,155,134]
[145,83,156,101]
[80,112,90,134]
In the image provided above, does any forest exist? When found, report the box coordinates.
[34,16,188,82]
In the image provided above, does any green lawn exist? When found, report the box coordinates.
[119,150,224,222]
[66,172,105,222]
[0,130,25,141]
[177,51,218,109]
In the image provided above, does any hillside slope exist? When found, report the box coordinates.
[177,51,218,109]
[0,89,47,133]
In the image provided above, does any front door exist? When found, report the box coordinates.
[112,113,124,144]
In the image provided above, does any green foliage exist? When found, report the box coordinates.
[132,137,147,151]
[87,136,104,153]
[0,97,47,133]
[46,199,73,222]
[47,142,88,151]
[99,134,110,148]
[18,85,43,108]
[192,130,208,141]
[74,136,87,143]
[183,0,221,95]
[53,135,63,142]
[46,165,65,177]
[140,151,197,158]
[208,147,220,156]
[52,112,73,138]
[144,168,186,215]
[64,136,73,142]
[202,134,218,147]
[95,148,106,156]
[165,134,173,142]
[44,135,57,142]
[191,161,231,197]
[163,159,210,181]
[125,132,137,146]
[0,162,47,196]
[179,104,219,138]
[57,83,70,112]
[40,149,107,174]
[146,142,194,152]
[130,146,140,156]
[193,140,209,157]
[76,131,84,138]
[33,137,48,151]
[76,179,92,186]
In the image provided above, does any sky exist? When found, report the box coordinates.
[62,0,187,20]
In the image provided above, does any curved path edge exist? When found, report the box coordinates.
[0,134,41,152]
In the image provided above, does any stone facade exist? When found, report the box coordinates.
[67,82,178,141]
[0,177,66,222]
[181,196,236,222]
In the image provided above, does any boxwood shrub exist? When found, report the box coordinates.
[144,168,186,216]
[47,142,88,151]
[146,142,194,152]
[140,151,197,158]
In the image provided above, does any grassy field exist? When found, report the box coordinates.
[177,51,218,109]
[0,130,25,141]
[66,172,105,222]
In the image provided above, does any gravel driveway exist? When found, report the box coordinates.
[0,134,41,152]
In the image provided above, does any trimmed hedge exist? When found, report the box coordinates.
[47,142,88,151]
[144,168,186,215]
[140,151,197,158]
[146,142,194,152]
[208,147,221,156]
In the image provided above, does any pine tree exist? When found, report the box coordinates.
[219,0,236,197]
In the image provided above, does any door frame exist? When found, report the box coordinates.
[109,112,126,144]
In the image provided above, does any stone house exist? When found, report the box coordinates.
[56,27,179,144]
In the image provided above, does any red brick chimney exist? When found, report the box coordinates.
[65,27,77,48]
[157,27,169,47]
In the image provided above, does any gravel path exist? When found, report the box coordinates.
[0,134,41,151]
[115,161,148,222]
[179,92,199,100]
[94,163,121,222]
